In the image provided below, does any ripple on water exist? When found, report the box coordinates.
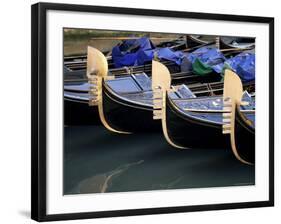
[78,160,144,194]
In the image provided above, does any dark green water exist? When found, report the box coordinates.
[64,125,254,195]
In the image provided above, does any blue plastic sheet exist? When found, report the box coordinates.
[187,47,226,72]
[112,38,255,81]
[215,52,255,81]
[155,48,187,65]
[112,37,188,68]
[112,37,155,68]
[136,49,155,66]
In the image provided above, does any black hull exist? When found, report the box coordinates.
[165,95,230,149]
[233,106,255,163]
[156,39,187,51]
[102,83,161,133]
[185,35,212,48]
[64,98,100,126]
[219,37,255,50]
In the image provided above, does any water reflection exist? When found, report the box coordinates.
[64,125,254,195]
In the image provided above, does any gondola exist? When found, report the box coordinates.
[64,91,101,125]
[164,95,231,149]
[161,90,254,149]
[85,47,254,132]
[185,35,215,49]
[64,52,191,126]
[65,42,228,126]
[155,36,187,50]
[222,70,255,164]
[64,60,208,126]
[64,68,98,125]
[218,36,255,51]
[64,75,228,126]
[85,47,223,131]
[152,64,255,150]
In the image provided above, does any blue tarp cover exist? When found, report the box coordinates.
[187,47,226,72]
[187,47,255,80]
[112,37,155,68]
[155,48,187,65]
[112,38,255,81]
[112,37,187,68]
[214,52,255,81]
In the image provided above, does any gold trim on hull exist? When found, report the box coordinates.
[230,104,253,165]
[222,69,253,165]
[152,60,187,149]
[87,46,131,134]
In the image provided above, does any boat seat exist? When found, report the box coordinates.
[106,76,142,93]
[168,84,196,99]
[174,91,255,112]
[106,72,152,94]
[131,73,152,91]
[176,84,196,98]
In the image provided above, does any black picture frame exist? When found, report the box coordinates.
[31,2,274,222]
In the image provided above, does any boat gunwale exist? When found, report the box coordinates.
[64,97,89,104]
[168,92,255,126]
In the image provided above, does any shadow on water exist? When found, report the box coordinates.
[64,126,255,195]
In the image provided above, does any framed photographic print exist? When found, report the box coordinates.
[31,2,274,222]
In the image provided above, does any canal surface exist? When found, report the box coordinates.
[64,125,254,195]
